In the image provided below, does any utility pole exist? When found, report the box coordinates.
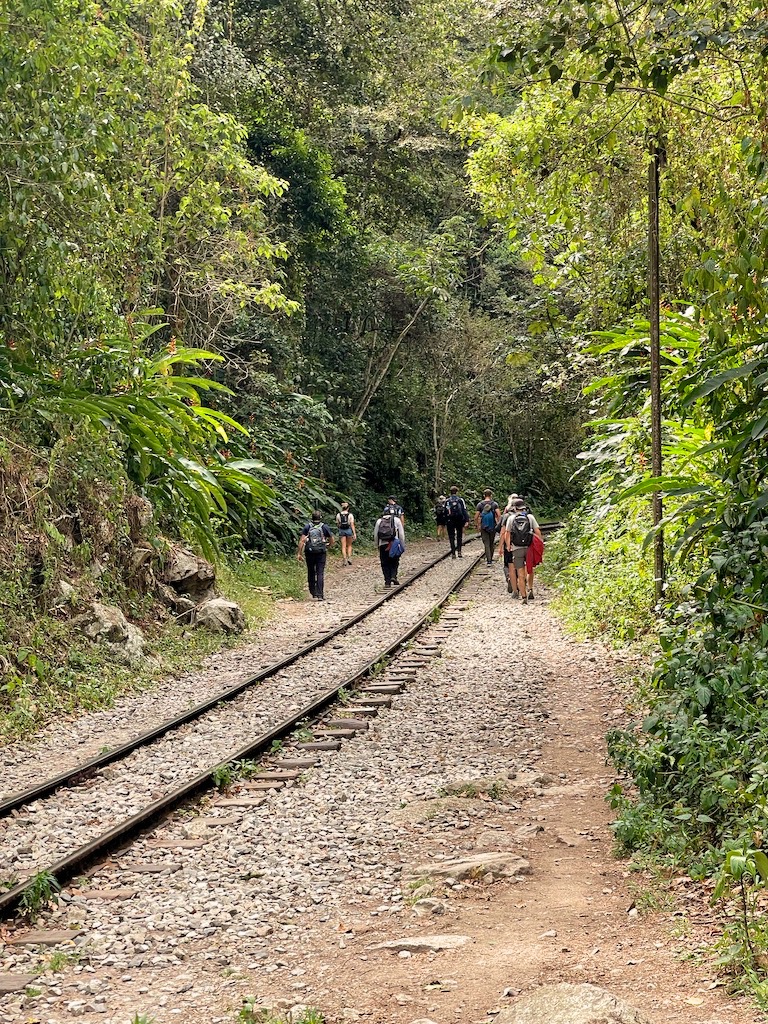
[648,140,664,601]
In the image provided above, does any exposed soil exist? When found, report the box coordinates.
[0,555,762,1024]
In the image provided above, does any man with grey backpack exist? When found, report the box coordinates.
[297,510,335,601]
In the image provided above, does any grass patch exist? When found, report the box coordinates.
[217,553,304,624]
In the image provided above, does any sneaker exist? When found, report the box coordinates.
[528,591,535,600]
[451,553,456,559]
[521,594,528,605]
[458,552,463,558]
[511,590,520,599]
[486,560,493,567]
[392,578,400,586]
[506,577,514,594]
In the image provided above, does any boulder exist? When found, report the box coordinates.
[405,852,530,883]
[79,602,146,665]
[81,602,131,644]
[494,984,652,1024]
[161,547,216,597]
[193,597,245,634]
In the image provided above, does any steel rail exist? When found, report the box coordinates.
[0,540,479,819]
[0,551,484,918]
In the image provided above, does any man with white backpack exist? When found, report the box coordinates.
[297,510,335,601]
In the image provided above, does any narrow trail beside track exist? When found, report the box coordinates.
[0,544,761,1024]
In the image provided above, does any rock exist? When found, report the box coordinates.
[173,596,197,623]
[130,547,153,572]
[122,622,146,665]
[8,930,82,946]
[0,974,35,994]
[162,547,216,597]
[54,580,78,607]
[374,934,471,953]
[193,598,245,634]
[494,984,652,1024]
[412,898,447,917]
[77,602,145,665]
[408,1020,439,1024]
[81,602,129,644]
[125,495,154,542]
[405,852,530,883]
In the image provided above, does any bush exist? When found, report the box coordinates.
[608,521,768,861]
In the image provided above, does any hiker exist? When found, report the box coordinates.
[374,506,405,588]
[383,495,405,525]
[335,502,357,565]
[434,495,448,540]
[297,510,335,601]
[445,485,469,559]
[500,499,542,604]
[474,488,500,566]
[498,494,520,586]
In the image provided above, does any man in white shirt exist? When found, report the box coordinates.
[500,499,542,604]
[373,510,405,588]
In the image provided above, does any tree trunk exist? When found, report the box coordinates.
[353,296,430,421]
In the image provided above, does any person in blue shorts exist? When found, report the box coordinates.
[335,502,357,565]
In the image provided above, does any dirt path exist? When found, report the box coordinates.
[1,565,760,1024]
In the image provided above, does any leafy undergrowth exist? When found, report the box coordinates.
[539,496,697,647]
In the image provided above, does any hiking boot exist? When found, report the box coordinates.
[528,590,535,600]
[506,577,514,594]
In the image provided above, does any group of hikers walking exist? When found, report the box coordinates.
[434,488,543,602]
[297,489,542,603]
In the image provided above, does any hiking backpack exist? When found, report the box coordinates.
[378,514,397,543]
[435,497,447,516]
[509,511,532,547]
[306,524,328,553]
[338,511,351,529]
[480,501,496,532]
[447,494,465,520]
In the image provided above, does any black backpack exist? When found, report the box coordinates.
[509,511,532,547]
[306,523,328,552]
[338,511,351,528]
[378,514,396,543]
[446,495,464,520]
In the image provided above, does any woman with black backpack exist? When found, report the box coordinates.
[335,502,357,565]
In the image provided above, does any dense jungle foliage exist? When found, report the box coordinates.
[6,0,768,975]
[468,0,768,974]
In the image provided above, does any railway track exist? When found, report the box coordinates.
[0,524,560,921]
[0,542,487,918]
